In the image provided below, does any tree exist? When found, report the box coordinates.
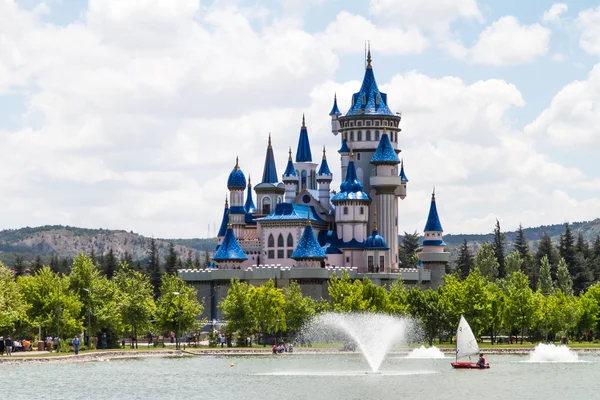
[284,281,315,337]
[13,254,26,277]
[504,251,523,276]
[147,238,162,299]
[556,257,574,296]
[386,279,409,316]
[399,231,420,267]
[455,239,474,279]
[492,219,506,278]
[538,255,554,295]
[219,279,254,344]
[572,253,592,295]
[31,255,44,273]
[249,279,286,346]
[104,248,118,279]
[165,242,179,275]
[504,271,535,344]
[514,224,530,259]
[155,273,203,349]
[121,251,133,268]
[114,263,156,349]
[475,242,499,281]
[536,233,557,281]
[439,274,465,342]
[592,236,600,282]
[0,263,29,334]
[462,268,491,337]
[328,270,368,312]
[185,250,194,269]
[485,281,506,345]
[407,288,442,345]
[559,223,576,276]
[361,276,389,312]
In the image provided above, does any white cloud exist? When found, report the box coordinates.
[446,16,551,66]
[552,53,566,62]
[543,3,568,23]
[577,6,600,55]
[368,0,482,31]
[525,63,600,148]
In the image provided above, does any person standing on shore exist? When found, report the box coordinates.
[0,336,4,356]
[46,336,53,352]
[73,335,80,355]
[5,336,12,356]
[54,336,60,352]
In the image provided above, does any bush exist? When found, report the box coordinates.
[208,330,218,348]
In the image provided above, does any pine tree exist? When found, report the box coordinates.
[88,246,96,264]
[475,242,499,280]
[455,239,473,279]
[538,255,554,294]
[13,254,26,277]
[121,251,133,268]
[576,233,590,259]
[104,248,118,279]
[147,238,162,299]
[492,219,506,278]
[164,242,179,274]
[559,223,576,275]
[32,255,44,272]
[185,250,193,268]
[49,254,60,274]
[60,257,70,275]
[194,252,201,269]
[536,233,557,281]
[514,224,529,259]
[556,257,574,295]
[592,236,600,281]
[399,231,420,268]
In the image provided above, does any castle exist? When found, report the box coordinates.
[179,50,450,318]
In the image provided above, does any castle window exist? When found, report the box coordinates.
[368,256,374,272]
[379,256,385,270]
[356,153,361,160]
[366,131,371,141]
[343,206,348,215]
[360,207,364,215]
[357,121,362,127]
[277,234,284,247]
[350,132,354,141]
[375,95,380,105]
[287,249,293,258]
[384,121,388,126]
[301,170,307,190]
[268,234,274,248]
[350,122,354,127]
[287,233,293,247]
[375,130,380,141]
[263,197,271,214]
[277,250,284,259]
[375,121,380,127]
[346,257,350,263]
[357,131,362,141]
[366,121,371,127]
[268,250,275,258]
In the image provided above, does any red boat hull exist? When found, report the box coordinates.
[451,362,490,369]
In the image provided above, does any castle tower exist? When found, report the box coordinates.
[370,129,401,272]
[331,148,371,243]
[217,197,229,245]
[364,206,389,273]
[291,218,327,268]
[418,189,450,289]
[227,157,247,238]
[316,147,333,211]
[282,148,299,203]
[399,158,408,200]
[329,93,342,135]
[254,134,285,216]
[338,139,350,182]
[212,218,248,270]
[295,114,318,191]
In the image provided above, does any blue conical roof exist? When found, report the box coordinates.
[329,93,341,116]
[317,147,332,176]
[227,157,246,189]
[217,198,229,237]
[365,229,388,249]
[296,114,313,162]
[283,148,297,177]
[371,132,399,165]
[346,51,393,116]
[244,177,256,214]
[213,226,248,262]
[261,135,278,184]
[291,222,326,260]
[331,153,370,201]
[338,139,350,154]
[424,191,443,232]
[400,159,408,181]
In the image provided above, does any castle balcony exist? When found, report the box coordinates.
[419,252,451,263]
[370,175,402,188]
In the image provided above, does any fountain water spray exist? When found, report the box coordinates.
[301,313,419,373]
[405,345,446,359]
[528,343,579,362]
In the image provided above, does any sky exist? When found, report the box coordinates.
[1,0,600,239]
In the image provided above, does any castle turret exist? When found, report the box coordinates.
[254,134,285,216]
[317,147,333,211]
[370,129,401,272]
[418,189,450,289]
[399,158,408,200]
[227,157,247,238]
[364,205,389,273]
[282,148,299,203]
[338,139,350,181]
[295,114,318,191]
[212,218,248,270]
[291,218,327,268]
[329,93,342,135]
[217,197,229,245]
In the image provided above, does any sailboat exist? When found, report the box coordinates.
[451,315,490,369]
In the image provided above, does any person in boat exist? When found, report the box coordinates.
[477,353,486,367]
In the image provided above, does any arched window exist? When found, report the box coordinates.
[287,233,293,247]
[366,130,371,141]
[375,130,380,141]
[360,207,364,215]
[357,131,362,141]
[350,132,354,141]
[343,206,348,215]
[301,170,307,190]
[268,234,274,248]
[263,197,271,214]
[277,234,284,247]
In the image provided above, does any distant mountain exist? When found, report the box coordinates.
[0,225,218,266]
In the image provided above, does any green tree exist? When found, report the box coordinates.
[504,251,523,276]
[475,243,499,281]
[556,257,574,296]
[462,268,491,337]
[439,274,466,337]
[121,251,133,268]
[184,250,194,269]
[165,242,179,275]
[386,279,409,316]
[155,273,203,349]
[514,224,530,259]
[486,281,506,344]
[13,254,26,277]
[538,255,554,295]
[455,239,474,279]
[219,279,254,344]
[536,233,557,281]
[576,294,598,341]
[250,279,286,347]
[492,219,506,278]
[591,236,600,282]
[103,248,118,279]
[399,231,420,268]
[328,270,368,312]
[147,238,161,299]
[284,281,315,337]
[361,276,389,312]
[0,263,29,334]
[31,255,44,273]
[559,223,576,276]
[407,288,442,345]
[504,271,534,344]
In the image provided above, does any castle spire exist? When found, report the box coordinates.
[424,188,443,232]
[261,134,278,184]
[366,41,372,69]
[296,114,313,162]
[329,93,341,116]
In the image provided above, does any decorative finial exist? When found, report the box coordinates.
[349,141,354,161]
[306,212,312,227]
[248,174,252,187]
[383,126,387,135]
[234,156,240,170]
[227,212,233,228]
[225,196,229,208]
[432,187,436,201]
[334,92,337,101]
[302,113,306,128]
[268,133,272,147]
[322,146,326,160]
[401,158,404,168]
[373,202,378,232]
[366,41,372,69]
[288,147,292,161]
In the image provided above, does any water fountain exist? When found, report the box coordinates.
[302,312,419,373]
[528,343,579,362]
[405,345,446,359]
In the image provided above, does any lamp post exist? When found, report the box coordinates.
[83,288,93,350]
[173,292,181,350]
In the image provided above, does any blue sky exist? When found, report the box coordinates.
[1,0,600,238]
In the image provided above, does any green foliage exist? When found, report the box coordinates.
[492,220,506,278]
[284,281,316,337]
[538,255,554,295]
[250,279,286,343]
[155,273,203,335]
[399,231,420,268]
[219,279,255,340]
[504,251,523,276]
[328,270,368,312]
[114,263,156,339]
[0,263,29,333]
[164,242,179,275]
[386,279,409,316]
[556,258,574,296]
[475,243,499,281]
[504,271,535,343]
[455,239,473,279]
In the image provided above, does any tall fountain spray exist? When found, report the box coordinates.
[302,313,417,373]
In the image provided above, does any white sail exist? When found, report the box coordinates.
[456,315,480,359]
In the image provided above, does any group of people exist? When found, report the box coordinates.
[272,342,293,354]
[0,336,32,355]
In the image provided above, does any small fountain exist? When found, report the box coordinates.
[302,312,418,373]
[528,343,579,362]
[405,345,446,359]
